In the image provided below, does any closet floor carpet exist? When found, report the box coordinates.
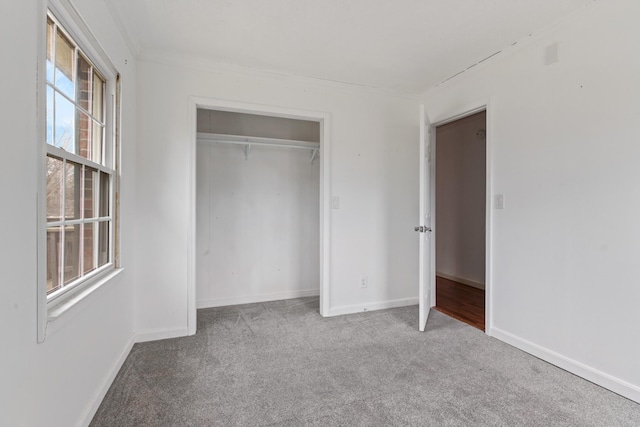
[91,298,640,426]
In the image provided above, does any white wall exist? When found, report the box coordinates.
[135,56,420,332]
[435,112,486,287]
[423,0,640,401]
[0,0,137,425]
[196,140,320,307]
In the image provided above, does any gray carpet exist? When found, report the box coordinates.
[91,297,640,426]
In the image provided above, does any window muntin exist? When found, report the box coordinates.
[45,13,114,298]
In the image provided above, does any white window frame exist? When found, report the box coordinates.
[37,0,120,342]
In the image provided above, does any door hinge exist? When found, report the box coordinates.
[414,226,432,233]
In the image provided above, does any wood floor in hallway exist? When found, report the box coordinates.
[435,276,485,331]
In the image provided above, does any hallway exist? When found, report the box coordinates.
[435,276,485,331]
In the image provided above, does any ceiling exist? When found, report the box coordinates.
[106,0,590,94]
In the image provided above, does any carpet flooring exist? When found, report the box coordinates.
[91,297,640,426]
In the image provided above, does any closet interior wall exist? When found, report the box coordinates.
[196,109,320,308]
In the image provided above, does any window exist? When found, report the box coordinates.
[44,11,116,302]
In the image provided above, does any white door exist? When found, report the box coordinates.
[417,104,433,332]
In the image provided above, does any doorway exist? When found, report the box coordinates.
[187,97,332,335]
[433,111,486,331]
[195,109,321,310]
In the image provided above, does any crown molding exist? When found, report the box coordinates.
[103,0,142,58]
[139,49,421,100]
[423,0,598,96]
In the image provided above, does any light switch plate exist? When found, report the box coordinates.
[331,196,340,209]
[495,194,505,209]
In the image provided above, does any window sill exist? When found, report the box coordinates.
[47,268,124,322]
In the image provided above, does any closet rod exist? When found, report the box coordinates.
[197,132,320,150]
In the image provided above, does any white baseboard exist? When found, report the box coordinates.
[328,297,418,317]
[135,327,190,343]
[491,327,640,404]
[77,332,136,427]
[436,271,485,290]
[197,288,319,309]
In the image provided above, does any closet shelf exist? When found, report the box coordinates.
[197,133,320,163]
[197,132,318,149]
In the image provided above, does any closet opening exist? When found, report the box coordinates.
[433,110,487,331]
[195,108,322,312]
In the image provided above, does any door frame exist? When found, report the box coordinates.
[428,99,493,335]
[187,96,332,335]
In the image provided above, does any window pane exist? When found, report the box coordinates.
[92,120,103,164]
[99,172,110,217]
[83,222,96,275]
[63,224,81,284]
[46,226,62,294]
[84,167,98,219]
[55,30,75,98]
[46,86,54,145]
[92,71,104,120]
[98,221,109,267]
[46,156,63,222]
[46,18,54,84]
[44,15,116,296]
[77,109,92,159]
[65,162,82,220]
[77,54,91,112]
[55,91,75,151]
